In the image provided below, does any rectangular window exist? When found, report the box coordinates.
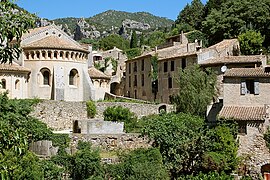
[182,58,186,69]
[134,62,137,72]
[141,59,144,71]
[241,79,259,95]
[128,63,131,74]
[238,123,247,134]
[141,74,144,86]
[129,76,131,87]
[134,75,137,86]
[171,60,175,71]
[164,62,168,72]
[168,77,172,89]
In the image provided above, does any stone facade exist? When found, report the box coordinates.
[32,100,174,130]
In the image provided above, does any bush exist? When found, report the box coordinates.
[86,100,96,118]
[103,106,138,132]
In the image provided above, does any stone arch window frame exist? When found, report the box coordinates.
[40,67,51,86]
[59,51,64,59]
[1,79,6,89]
[48,51,52,59]
[53,51,58,59]
[69,68,79,87]
[36,51,40,59]
[41,50,46,59]
[25,51,30,60]
[15,79,20,90]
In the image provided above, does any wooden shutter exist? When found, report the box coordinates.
[241,80,246,95]
[254,80,259,95]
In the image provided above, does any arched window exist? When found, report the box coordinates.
[15,79,20,90]
[40,68,50,85]
[69,69,79,86]
[1,79,6,89]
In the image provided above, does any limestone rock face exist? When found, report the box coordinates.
[122,19,151,31]
[74,18,100,41]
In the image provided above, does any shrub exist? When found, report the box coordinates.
[86,100,96,118]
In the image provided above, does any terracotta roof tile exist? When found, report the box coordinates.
[218,106,265,121]
[204,39,238,52]
[0,63,30,73]
[88,67,111,79]
[22,36,88,52]
[199,55,265,65]
[224,68,270,77]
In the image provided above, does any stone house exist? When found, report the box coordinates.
[125,33,201,103]
[218,67,270,178]
[0,24,110,101]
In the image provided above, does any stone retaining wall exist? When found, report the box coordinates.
[32,100,174,130]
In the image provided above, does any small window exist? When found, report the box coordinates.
[15,80,20,90]
[141,59,145,71]
[171,60,175,71]
[54,51,57,59]
[164,62,168,72]
[241,79,259,95]
[128,63,131,74]
[134,62,137,72]
[69,69,79,86]
[238,123,247,134]
[129,76,131,87]
[141,74,144,87]
[43,71,50,85]
[246,79,254,94]
[182,58,186,69]
[1,79,6,89]
[168,77,173,89]
[134,75,137,86]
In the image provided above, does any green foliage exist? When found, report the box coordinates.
[186,30,208,47]
[145,31,167,47]
[170,65,217,117]
[94,61,102,71]
[125,47,142,59]
[111,58,118,72]
[51,134,70,149]
[238,30,265,55]
[150,55,158,81]
[142,113,206,178]
[142,113,238,178]
[130,30,138,48]
[108,148,170,180]
[86,100,97,118]
[0,0,35,63]
[98,34,129,50]
[176,0,204,30]
[264,127,270,149]
[104,57,110,71]
[179,171,233,180]
[103,106,138,132]
[79,38,99,50]
[40,160,64,180]
[70,141,104,180]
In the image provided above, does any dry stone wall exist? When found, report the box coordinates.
[32,100,174,130]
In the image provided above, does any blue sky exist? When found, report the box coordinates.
[16,0,207,21]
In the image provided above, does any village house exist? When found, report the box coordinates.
[218,67,270,178]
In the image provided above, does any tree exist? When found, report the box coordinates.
[98,34,129,50]
[176,0,204,30]
[170,65,217,117]
[145,31,166,48]
[130,30,138,48]
[0,0,35,63]
[107,148,170,180]
[142,113,206,178]
[238,30,265,55]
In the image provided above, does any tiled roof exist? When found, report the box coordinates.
[88,67,111,79]
[224,68,270,77]
[204,39,238,52]
[218,106,265,121]
[22,36,88,52]
[158,52,197,61]
[199,55,265,65]
[0,63,31,73]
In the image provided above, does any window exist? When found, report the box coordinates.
[134,62,137,72]
[40,68,50,85]
[168,77,173,89]
[129,76,131,87]
[182,58,186,69]
[128,63,131,74]
[141,59,145,71]
[134,75,137,86]
[15,80,20,90]
[171,60,175,71]
[69,69,79,86]
[164,62,168,72]
[241,79,259,95]
[141,74,144,86]
[238,123,247,134]
[1,79,6,89]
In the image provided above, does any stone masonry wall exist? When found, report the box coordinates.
[32,100,174,130]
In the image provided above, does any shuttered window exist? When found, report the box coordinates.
[241,79,259,95]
